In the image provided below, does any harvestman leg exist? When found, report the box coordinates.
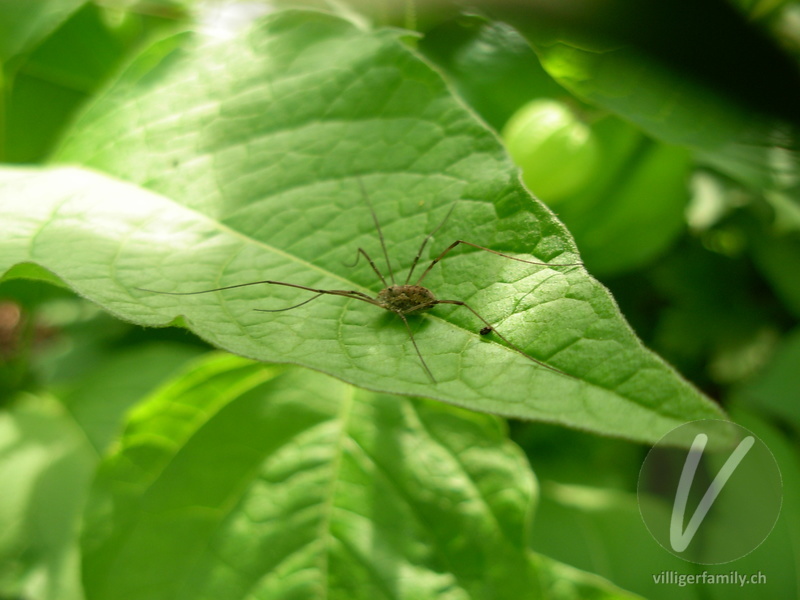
[137,280,381,308]
[397,297,570,380]
[403,203,458,285]
[404,235,580,378]
[137,180,582,381]
[415,240,581,286]
[396,312,436,382]
[343,247,389,288]
[357,178,396,285]
[433,299,569,377]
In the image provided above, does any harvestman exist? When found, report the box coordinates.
[138,181,582,381]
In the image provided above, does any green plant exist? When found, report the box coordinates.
[1,2,798,599]
[502,99,599,202]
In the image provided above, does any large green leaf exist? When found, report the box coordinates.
[0,393,93,600]
[82,353,640,600]
[0,342,201,600]
[0,10,725,442]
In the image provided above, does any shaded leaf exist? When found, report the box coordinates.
[733,327,800,430]
[82,353,640,600]
[751,232,800,319]
[0,340,202,600]
[0,393,93,600]
[533,483,687,600]
[711,407,800,599]
[0,0,85,62]
[418,16,565,130]
[2,3,128,162]
[534,475,796,599]
[58,342,206,452]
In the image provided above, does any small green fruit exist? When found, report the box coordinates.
[502,99,599,203]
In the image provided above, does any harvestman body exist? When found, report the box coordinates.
[138,181,582,381]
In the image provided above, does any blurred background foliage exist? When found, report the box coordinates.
[1,1,799,599]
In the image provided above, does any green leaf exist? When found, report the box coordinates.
[648,240,781,385]
[706,406,800,599]
[0,10,726,442]
[2,3,125,162]
[0,341,202,600]
[751,231,800,319]
[418,17,565,130]
[82,353,640,600]
[1,261,68,287]
[733,327,800,430]
[533,483,689,600]
[0,0,85,63]
[0,393,93,600]
[534,475,797,599]
[58,342,207,452]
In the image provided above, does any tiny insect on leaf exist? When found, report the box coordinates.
[137,178,583,382]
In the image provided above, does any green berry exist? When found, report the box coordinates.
[502,99,599,203]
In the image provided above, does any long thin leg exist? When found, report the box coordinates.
[254,293,324,312]
[342,247,388,288]
[416,240,582,286]
[357,177,396,285]
[404,202,457,285]
[434,299,572,378]
[398,312,436,383]
[136,280,380,306]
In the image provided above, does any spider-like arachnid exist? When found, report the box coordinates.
[138,180,582,381]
